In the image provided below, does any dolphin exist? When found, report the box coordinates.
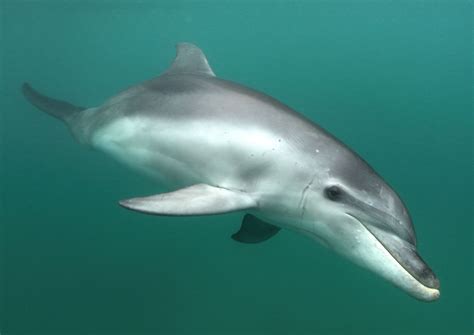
[22,42,439,301]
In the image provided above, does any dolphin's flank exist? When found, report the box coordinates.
[23,42,439,301]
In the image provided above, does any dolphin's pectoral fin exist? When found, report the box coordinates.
[232,214,281,244]
[119,184,256,216]
[165,42,216,77]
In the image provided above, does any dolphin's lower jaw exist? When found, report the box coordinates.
[344,214,440,302]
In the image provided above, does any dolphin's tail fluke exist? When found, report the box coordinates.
[22,83,85,122]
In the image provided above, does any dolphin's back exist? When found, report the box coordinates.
[81,72,329,191]
[95,73,324,148]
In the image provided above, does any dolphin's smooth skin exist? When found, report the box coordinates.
[23,43,439,301]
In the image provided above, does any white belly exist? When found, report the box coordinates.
[90,115,293,191]
[91,116,199,187]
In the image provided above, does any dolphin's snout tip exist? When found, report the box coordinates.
[410,283,440,302]
[424,288,440,302]
[119,199,132,208]
[414,280,440,302]
[410,251,440,290]
[118,199,135,210]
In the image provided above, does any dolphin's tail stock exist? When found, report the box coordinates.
[21,83,85,123]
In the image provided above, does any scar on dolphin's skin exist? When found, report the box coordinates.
[298,173,318,219]
[23,42,439,301]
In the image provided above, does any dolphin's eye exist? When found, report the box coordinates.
[325,185,343,201]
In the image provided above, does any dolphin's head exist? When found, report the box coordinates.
[303,146,439,301]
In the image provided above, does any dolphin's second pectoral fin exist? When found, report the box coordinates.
[232,214,281,244]
[119,184,256,216]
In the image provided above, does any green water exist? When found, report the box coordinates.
[1,1,472,334]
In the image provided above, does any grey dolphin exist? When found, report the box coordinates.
[23,42,439,301]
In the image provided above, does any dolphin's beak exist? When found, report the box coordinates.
[346,212,440,301]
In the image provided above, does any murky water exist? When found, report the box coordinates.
[1,1,472,334]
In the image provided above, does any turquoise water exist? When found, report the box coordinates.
[1,1,472,334]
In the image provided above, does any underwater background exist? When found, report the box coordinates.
[1,1,472,334]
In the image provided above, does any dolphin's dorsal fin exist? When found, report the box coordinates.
[166,43,216,77]
[119,184,255,216]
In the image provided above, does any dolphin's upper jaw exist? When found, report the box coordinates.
[345,213,440,301]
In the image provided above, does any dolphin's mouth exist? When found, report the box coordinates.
[346,213,440,290]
